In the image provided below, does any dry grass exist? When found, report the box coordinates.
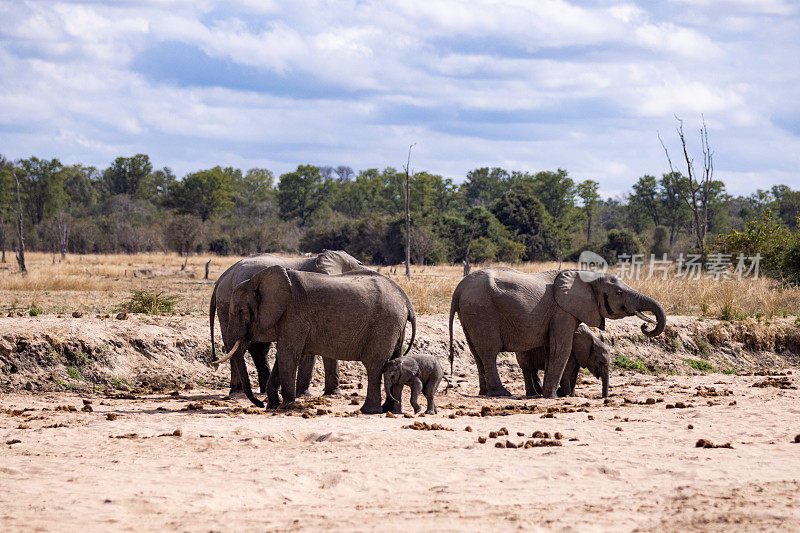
[1,253,799,318]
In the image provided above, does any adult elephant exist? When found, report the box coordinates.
[448,268,665,398]
[210,250,366,395]
[213,268,417,413]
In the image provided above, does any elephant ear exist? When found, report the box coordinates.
[250,265,293,330]
[401,357,420,378]
[313,250,341,274]
[554,270,604,329]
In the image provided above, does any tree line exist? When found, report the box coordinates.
[1,152,799,270]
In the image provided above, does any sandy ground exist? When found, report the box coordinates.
[2,366,799,532]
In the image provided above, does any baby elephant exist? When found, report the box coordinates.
[383,355,444,414]
[516,324,611,398]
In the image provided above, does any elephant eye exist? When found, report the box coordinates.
[615,290,623,296]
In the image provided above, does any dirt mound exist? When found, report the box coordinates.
[1,314,798,393]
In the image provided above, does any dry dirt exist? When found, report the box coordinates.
[2,314,800,531]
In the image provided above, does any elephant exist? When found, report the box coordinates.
[448,268,665,398]
[209,250,366,395]
[212,267,416,414]
[383,354,444,415]
[515,324,611,398]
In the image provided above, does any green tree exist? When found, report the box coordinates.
[17,157,66,224]
[277,165,330,225]
[659,172,692,245]
[492,187,568,261]
[576,179,600,242]
[100,154,154,198]
[628,175,661,231]
[0,155,15,262]
[171,166,235,221]
[462,167,510,207]
[771,185,800,230]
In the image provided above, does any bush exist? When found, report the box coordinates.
[651,226,669,257]
[781,240,800,284]
[120,290,181,314]
[469,237,498,263]
[714,210,795,276]
[603,229,642,263]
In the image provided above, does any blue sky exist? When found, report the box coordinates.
[1,0,798,198]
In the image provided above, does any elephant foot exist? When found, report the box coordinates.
[323,388,342,396]
[228,388,247,398]
[297,390,313,397]
[360,403,383,415]
[485,386,512,397]
[425,408,436,415]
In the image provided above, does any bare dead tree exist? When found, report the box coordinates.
[0,209,6,263]
[56,211,70,259]
[658,115,713,257]
[403,143,416,279]
[13,170,26,273]
[205,259,211,280]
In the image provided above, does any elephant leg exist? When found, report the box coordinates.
[230,347,264,409]
[295,355,316,397]
[275,345,298,408]
[361,359,386,415]
[516,351,537,397]
[532,370,543,396]
[266,357,282,409]
[462,315,507,396]
[322,358,340,395]
[424,376,440,415]
[464,330,487,394]
[409,377,423,414]
[542,319,577,398]
[249,342,271,394]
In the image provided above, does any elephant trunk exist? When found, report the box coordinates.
[633,293,666,338]
[601,367,609,398]
[384,378,398,405]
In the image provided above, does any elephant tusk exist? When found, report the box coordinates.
[635,311,657,324]
[212,340,240,365]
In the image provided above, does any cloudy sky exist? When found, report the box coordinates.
[1,0,798,197]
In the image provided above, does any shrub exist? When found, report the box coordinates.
[614,354,648,372]
[685,358,714,372]
[120,290,181,314]
[603,229,642,263]
[714,210,795,276]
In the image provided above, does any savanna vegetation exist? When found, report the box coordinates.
[1,151,799,281]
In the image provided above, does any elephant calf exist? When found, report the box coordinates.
[516,325,611,398]
[382,355,444,415]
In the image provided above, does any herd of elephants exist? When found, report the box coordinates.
[209,250,667,415]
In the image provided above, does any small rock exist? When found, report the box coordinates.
[587,415,594,420]
[645,398,656,405]
[554,432,563,440]
[489,431,498,439]
[517,431,525,437]
[5,439,21,445]
[478,436,487,444]
[615,427,623,432]
[499,427,508,436]
[385,412,396,418]
[115,312,128,320]
[82,404,93,412]
[464,426,473,432]
[505,440,517,449]
[72,312,83,318]
[688,424,694,429]
[349,398,359,405]
[106,413,118,421]
[83,399,93,405]
[495,441,505,448]
[794,434,800,443]
[24,381,33,391]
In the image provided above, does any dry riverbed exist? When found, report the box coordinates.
[1,314,800,531]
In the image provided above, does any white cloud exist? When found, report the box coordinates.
[0,0,798,194]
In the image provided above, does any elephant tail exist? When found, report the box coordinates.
[403,299,416,357]
[209,284,217,362]
[448,284,460,377]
